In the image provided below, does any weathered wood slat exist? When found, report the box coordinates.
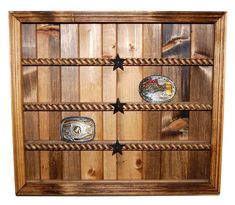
[161,24,190,180]
[37,24,62,180]
[102,24,117,179]
[142,24,161,180]
[188,24,214,179]
[61,24,81,180]
[79,24,103,180]
[22,24,40,180]
[117,24,143,180]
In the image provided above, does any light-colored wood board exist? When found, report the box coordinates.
[37,24,62,179]
[61,24,81,180]
[117,24,143,180]
[161,24,190,179]
[142,24,162,180]
[79,24,103,180]
[102,24,117,179]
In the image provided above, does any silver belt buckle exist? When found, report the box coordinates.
[139,74,176,103]
[60,117,95,143]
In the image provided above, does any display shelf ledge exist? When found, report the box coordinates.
[24,140,211,151]
[22,57,214,66]
[23,102,212,111]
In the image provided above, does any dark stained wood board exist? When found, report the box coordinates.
[10,11,226,195]
[161,24,190,180]
[142,24,162,180]
[22,24,40,180]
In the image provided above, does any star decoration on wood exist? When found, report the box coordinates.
[112,54,125,71]
[110,140,125,155]
[110,98,126,114]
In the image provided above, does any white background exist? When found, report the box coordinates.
[0,0,234,204]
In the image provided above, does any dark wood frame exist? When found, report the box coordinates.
[10,11,226,196]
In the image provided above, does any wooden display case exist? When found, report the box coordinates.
[10,11,226,195]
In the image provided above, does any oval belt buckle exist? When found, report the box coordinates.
[60,117,95,143]
[139,74,176,104]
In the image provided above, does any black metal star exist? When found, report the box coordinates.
[110,140,125,155]
[110,98,126,114]
[112,54,125,71]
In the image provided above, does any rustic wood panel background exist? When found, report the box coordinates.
[22,23,213,181]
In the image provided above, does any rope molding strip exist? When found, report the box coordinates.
[23,103,213,111]
[25,142,211,151]
[22,58,214,66]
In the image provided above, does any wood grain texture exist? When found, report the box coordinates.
[161,24,190,180]
[11,11,224,23]
[10,14,26,192]
[117,24,143,180]
[102,24,117,179]
[142,24,161,180]
[79,24,103,180]
[210,13,226,191]
[17,180,214,196]
[61,24,81,180]
[22,24,40,180]
[37,24,62,180]
[188,24,214,179]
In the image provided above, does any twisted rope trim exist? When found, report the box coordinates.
[25,142,211,151]
[22,58,214,66]
[23,103,212,111]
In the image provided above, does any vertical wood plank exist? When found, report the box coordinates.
[61,24,81,180]
[188,24,214,179]
[142,24,161,180]
[102,24,117,179]
[79,24,103,180]
[37,24,62,180]
[161,24,190,179]
[10,14,26,192]
[117,24,143,180]
[22,24,40,180]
